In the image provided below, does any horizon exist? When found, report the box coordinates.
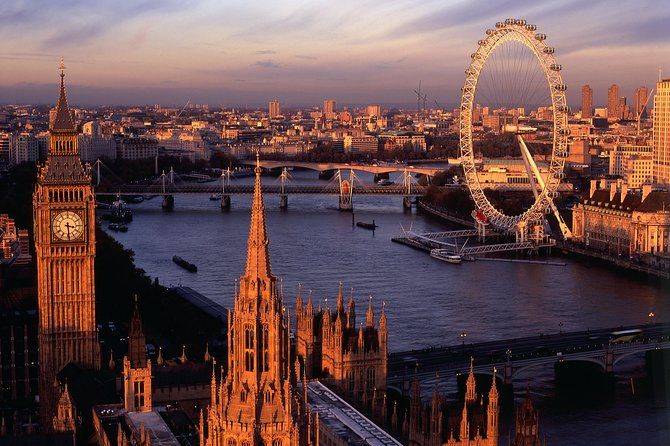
[1,0,668,107]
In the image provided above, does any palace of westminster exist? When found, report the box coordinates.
[0,68,545,445]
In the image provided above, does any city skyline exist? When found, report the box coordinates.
[1,0,668,107]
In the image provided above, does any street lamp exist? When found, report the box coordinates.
[460,332,467,346]
[648,312,655,325]
[558,322,563,334]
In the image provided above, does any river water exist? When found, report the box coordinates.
[104,169,669,445]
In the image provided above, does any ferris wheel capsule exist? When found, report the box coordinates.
[496,22,505,28]
[555,105,568,112]
[550,63,562,71]
[525,24,537,31]
[486,28,494,35]
[535,33,547,41]
[543,47,555,54]
[517,19,527,26]
[558,127,571,135]
[478,40,484,46]
[505,18,514,25]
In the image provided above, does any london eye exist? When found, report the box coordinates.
[459,19,570,240]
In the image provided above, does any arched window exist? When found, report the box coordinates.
[272,439,282,446]
[346,370,354,393]
[261,325,270,372]
[244,326,255,372]
[242,441,251,446]
[367,367,376,390]
[227,439,237,446]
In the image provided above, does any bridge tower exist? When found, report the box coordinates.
[279,167,289,210]
[402,169,413,211]
[338,169,354,211]
[161,168,175,211]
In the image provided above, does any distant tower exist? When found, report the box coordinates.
[123,298,152,413]
[581,84,593,119]
[654,78,670,186]
[607,84,621,119]
[269,99,281,119]
[634,86,649,119]
[34,60,100,428]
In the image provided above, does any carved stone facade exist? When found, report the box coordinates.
[403,360,498,446]
[295,286,387,413]
[201,157,315,446]
[33,65,100,428]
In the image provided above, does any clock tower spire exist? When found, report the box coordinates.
[33,61,100,430]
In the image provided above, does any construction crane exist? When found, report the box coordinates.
[413,81,427,122]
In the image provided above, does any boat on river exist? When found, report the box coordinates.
[430,250,462,264]
[108,223,128,232]
[173,255,197,272]
[356,220,378,230]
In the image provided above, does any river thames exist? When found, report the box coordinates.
[104,170,669,445]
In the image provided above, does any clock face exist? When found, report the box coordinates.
[52,211,85,241]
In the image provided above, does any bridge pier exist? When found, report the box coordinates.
[220,194,231,211]
[339,194,352,211]
[504,362,513,385]
[279,194,288,210]
[162,194,174,211]
[403,196,413,211]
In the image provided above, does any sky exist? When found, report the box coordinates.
[0,0,668,107]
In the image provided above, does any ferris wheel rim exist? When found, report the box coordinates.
[458,20,569,233]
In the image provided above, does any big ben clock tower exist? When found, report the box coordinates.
[33,61,100,425]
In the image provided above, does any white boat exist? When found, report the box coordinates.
[430,250,462,264]
[209,193,223,200]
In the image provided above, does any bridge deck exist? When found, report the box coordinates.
[388,322,670,390]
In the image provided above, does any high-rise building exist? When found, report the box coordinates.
[201,156,314,445]
[653,79,670,185]
[269,99,281,119]
[33,64,100,429]
[608,84,620,120]
[323,99,336,119]
[635,86,649,119]
[581,84,593,119]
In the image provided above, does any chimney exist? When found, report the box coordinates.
[589,179,600,198]
[610,181,618,202]
[620,183,628,201]
[642,184,653,202]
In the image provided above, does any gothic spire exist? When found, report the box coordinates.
[244,152,272,280]
[465,356,477,403]
[51,58,76,133]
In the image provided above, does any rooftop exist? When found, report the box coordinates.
[126,410,181,446]
[306,381,401,446]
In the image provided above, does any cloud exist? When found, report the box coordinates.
[295,54,318,60]
[255,50,276,55]
[253,59,281,69]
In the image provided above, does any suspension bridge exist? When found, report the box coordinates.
[91,160,425,211]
